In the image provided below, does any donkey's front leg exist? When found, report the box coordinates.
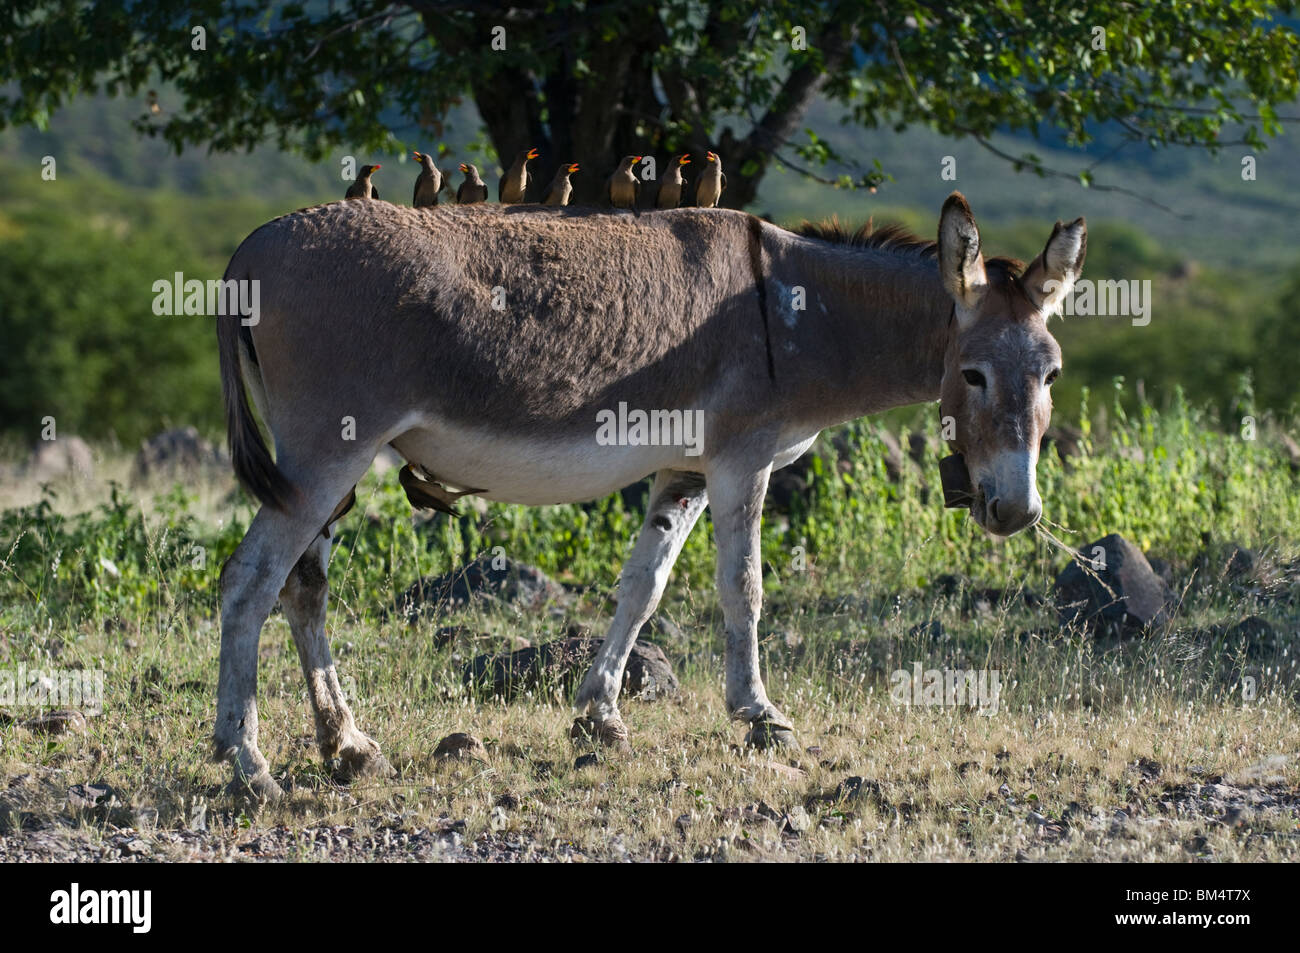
[280,533,393,782]
[708,463,797,749]
[573,470,708,749]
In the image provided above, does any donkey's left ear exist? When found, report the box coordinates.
[938,192,988,314]
[1022,217,1087,316]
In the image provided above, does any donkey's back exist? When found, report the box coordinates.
[228,201,769,435]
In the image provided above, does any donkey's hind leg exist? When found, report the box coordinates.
[215,503,332,802]
[280,532,393,781]
[573,470,708,748]
[215,461,372,803]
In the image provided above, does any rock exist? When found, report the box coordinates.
[1146,556,1175,587]
[1209,616,1279,657]
[22,710,86,735]
[398,553,567,619]
[27,437,94,481]
[1218,543,1258,582]
[643,614,685,643]
[1040,423,1083,467]
[67,783,117,812]
[1053,533,1176,634]
[783,805,812,833]
[131,426,227,481]
[463,632,678,701]
[433,732,487,762]
[119,837,150,856]
[760,761,807,781]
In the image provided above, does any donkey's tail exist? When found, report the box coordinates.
[217,265,295,510]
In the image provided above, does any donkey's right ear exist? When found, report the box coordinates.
[938,192,988,315]
[1022,217,1087,316]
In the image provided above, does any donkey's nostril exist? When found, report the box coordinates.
[989,498,1001,522]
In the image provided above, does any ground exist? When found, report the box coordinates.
[2,578,1298,863]
[1,407,1298,862]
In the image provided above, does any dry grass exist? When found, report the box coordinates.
[2,581,1297,862]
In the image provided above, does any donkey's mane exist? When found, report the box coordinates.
[794,216,1025,282]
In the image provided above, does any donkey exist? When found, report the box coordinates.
[214,192,1084,800]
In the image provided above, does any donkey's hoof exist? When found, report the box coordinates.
[745,721,799,751]
[333,742,396,782]
[226,771,284,807]
[570,716,632,753]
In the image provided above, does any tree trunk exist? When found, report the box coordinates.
[419,5,854,210]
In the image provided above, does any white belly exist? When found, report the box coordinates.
[388,417,704,505]
[385,415,821,506]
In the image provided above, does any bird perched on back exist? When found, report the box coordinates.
[606,155,642,210]
[656,153,691,209]
[345,164,381,200]
[456,163,488,204]
[542,163,580,206]
[695,151,726,208]
[499,148,539,204]
[411,151,445,207]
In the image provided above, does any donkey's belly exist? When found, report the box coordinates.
[387,416,705,505]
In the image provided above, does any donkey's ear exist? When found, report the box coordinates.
[1022,217,1087,316]
[937,192,988,315]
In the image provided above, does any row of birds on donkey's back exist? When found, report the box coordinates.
[344,149,727,210]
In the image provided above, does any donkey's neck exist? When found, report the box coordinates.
[767,231,953,429]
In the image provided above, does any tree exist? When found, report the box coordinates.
[1,1,1297,207]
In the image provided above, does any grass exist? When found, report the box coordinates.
[1,385,1298,861]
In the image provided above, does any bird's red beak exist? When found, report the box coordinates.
[706,152,716,162]
[372,164,382,171]
[680,154,692,165]
[633,156,643,163]
[412,151,422,161]
[570,163,580,173]
[527,148,539,160]
[460,164,469,173]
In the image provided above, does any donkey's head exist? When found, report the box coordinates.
[936,193,1085,537]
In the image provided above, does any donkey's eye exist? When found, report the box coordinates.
[961,368,987,388]
[1045,368,1060,386]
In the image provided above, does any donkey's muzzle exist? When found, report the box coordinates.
[939,453,974,508]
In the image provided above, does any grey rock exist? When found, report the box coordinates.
[27,437,94,481]
[463,631,678,701]
[132,426,227,481]
[67,783,117,812]
[1054,533,1176,634]
[22,710,87,735]
[398,553,567,619]
[433,732,488,762]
